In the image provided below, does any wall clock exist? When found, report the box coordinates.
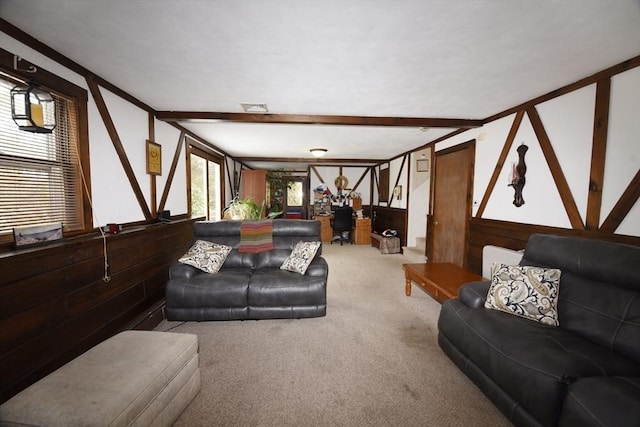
[146,140,162,175]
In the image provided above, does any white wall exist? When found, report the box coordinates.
[308,166,372,208]
[407,149,430,247]
[605,66,640,235]
[1,33,189,228]
[414,66,640,237]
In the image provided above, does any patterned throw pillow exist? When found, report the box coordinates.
[280,240,321,275]
[485,263,561,326]
[178,240,232,274]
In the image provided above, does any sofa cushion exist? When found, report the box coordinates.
[280,240,321,274]
[248,269,327,308]
[485,263,561,326]
[166,270,251,309]
[178,240,231,273]
[191,219,323,270]
[438,298,640,427]
[520,234,640,364]
[559,377,640,427]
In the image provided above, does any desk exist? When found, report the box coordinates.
[403,263,483,303]
[354,218,371,245]
[314,215,333,243]
[315,215,371,245]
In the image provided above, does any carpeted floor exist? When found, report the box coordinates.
[156,244,511,427]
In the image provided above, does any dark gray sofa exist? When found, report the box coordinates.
[165,219,328,321]
[438,233,640,427]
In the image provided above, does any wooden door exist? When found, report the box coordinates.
[284,177,307,218]
[428,141,475,267]
[240,170,267,205]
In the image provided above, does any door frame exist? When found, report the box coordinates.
[187,144,224,221]
[426,140,475,267]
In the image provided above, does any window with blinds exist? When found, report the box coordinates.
[0,75,85,244]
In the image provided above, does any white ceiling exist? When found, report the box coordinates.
[1,0,639,169]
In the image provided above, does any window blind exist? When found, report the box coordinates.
[0,75,84,242]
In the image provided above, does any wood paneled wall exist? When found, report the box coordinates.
[467,217,640,275]
[371,206,407,247]
[0,219,194,403]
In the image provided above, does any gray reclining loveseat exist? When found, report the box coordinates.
[438,233,640,427]
[165,219,328,321]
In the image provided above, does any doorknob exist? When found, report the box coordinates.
[433,220,439,226]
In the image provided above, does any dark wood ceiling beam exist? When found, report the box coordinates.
[156,111,483,128]
[235,157,378,164]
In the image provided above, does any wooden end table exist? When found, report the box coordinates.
[403,263,483,303]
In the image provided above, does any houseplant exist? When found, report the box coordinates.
[223,197,282,220]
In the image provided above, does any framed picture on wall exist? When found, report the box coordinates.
[146,140,162,175]
[416,158,429,172]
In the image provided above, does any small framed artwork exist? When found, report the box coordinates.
[146,140,162,175]
[393,185,402,200]
[14,222,63,248]
[416,158,429,172]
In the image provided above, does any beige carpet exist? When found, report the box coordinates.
[156,244,511,427]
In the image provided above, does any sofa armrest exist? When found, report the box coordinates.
[169,262,198,281]
[305,257,328,277]
[458,281,491,308]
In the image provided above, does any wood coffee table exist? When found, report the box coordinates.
[403,263,483,303]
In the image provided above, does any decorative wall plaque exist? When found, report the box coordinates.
[146,140,162,175]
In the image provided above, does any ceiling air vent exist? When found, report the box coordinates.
[240,102,268,113]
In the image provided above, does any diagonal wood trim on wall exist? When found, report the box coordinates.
[474,72,637,236]
[586,79,611,230]
[600,169,640,233]
[527,106,585,230]
[475,110,524,218]
[158,131,185,213]
[86,76,152,220]
[148,113,157,217]
[310,166,324,184]
[224,157,234,198]
[372,167,379,202]
[350,167,371,193]
[388,155,408,205]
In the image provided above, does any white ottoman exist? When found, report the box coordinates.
[0,330,200,426]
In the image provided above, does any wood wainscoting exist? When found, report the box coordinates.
[467,217,640,275]
[372,206,407,248]
[0,219,194,403]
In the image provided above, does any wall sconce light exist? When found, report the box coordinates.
[310,148,327,158]
[11,83,56,133]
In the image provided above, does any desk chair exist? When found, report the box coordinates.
[331,206,353,245]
